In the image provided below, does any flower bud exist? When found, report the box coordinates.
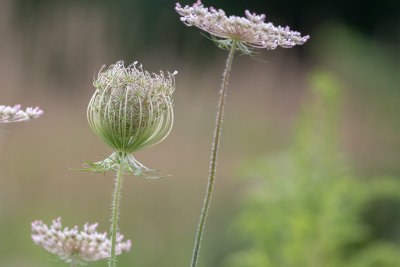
[88,61,175,153]
[85,61,176,177]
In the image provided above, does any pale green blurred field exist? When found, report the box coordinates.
[0,57,305,266]
[1,0,400,266]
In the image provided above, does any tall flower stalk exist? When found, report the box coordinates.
[191,39,237,266]
[85,61,176,267]
[175,1,309,266]
[110,163,124,266]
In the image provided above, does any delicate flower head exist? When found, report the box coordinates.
[0,104,43,123]
[85,61,176,177]
[31,217,132,264]
[176,0,309,52]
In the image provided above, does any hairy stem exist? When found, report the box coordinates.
[109,159,124,267]
[190,41,237,267]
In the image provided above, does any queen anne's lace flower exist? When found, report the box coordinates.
[89,61,175,154]
[176,0,309,51]
[176,3,309,267]
[31,218,131,264]
[86,60,176,177]
[0,104,43,123]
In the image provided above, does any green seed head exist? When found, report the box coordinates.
[88,61,175,153]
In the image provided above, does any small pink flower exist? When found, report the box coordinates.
[0,104,43,123]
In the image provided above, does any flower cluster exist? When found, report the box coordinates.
[31,218,132,264]
[176,0,309,52]
[0,104,43,123]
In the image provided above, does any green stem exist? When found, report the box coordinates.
[109,159,124,267]
[71,256,76,267]
[190,40,237,267]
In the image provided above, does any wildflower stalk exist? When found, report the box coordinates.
[191,40,237,267]
[71,256,76,267]
[176,1,309,266]
[109,158,125,267]
[84,61,176,267]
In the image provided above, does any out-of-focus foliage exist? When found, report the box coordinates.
[12,0,400,61]
[313,24,400,123]
[223,72,400,267]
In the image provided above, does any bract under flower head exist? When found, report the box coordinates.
[86,61,176,177]
[176,0,309,53]
[31,217,131,265]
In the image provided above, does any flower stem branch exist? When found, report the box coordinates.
[190,40,237,267]
[109,159,125,267]
[71,256,76,267]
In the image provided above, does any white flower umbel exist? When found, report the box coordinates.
[176,0,309,53]
[85,60,176,267]
[31,218,131,267]
[176,2,309,267]
[0,104,43,123]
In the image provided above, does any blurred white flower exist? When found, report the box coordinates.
[31,217,132,264]
[0,104,43,123]
[176,0,309,52]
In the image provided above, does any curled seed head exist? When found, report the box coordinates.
[88,61,176,153]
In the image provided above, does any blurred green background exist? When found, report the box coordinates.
[0,0,399,266]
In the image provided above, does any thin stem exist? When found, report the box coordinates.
[190,40,237,267]
[109,159,124,267]
[71,256,76,267]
